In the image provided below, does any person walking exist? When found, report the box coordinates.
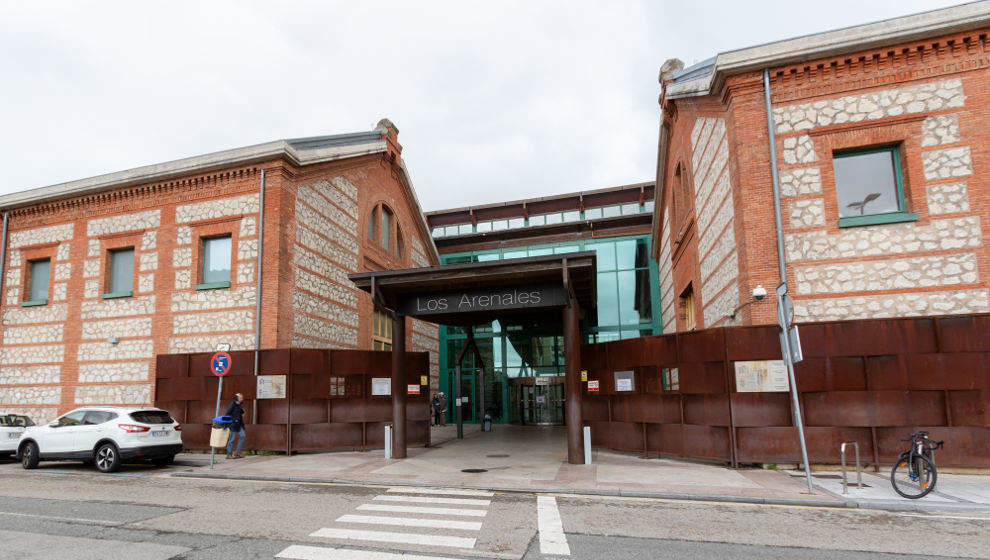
[225,393,247,459]
[438,392,448,426]
[430,394,441,426]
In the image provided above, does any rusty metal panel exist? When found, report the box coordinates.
[289,398,328,424]
[155,354,188,379]
[865,355,907,390]
[678,361,725,394]
[725,326,780,361]
[827,357,867,391]
[580,397,609,422]
[681,425,730,461]
[792,358,827,392]
[678,329,724,362]
[947,390,987,426]
[648,423,684,456]
[730,393,791,427]
[938,316,990,352]
[907,353,990,391]
[682,394,730,426]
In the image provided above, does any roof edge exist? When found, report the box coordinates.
[666,2,990,99]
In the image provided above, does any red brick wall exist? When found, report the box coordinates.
[657,27,990,330]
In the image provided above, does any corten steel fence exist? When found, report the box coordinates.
[154,348,431,453]
[580,314,990,468]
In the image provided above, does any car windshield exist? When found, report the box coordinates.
[130,410,173,424]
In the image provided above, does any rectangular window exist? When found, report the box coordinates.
[200,235,231,286]
[476,221,493,232]
[603,205,622,218]
[373,308,392,351]
[369,208,377,241]
[27,259,50,304]
[833,146,916,227]
[528,214,546,227]
[106,248,134,296]
[681,287,696,331]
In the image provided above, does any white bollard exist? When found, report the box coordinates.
[583,426,592,465]
[384,425,393,460]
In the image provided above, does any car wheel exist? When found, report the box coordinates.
[94,443,121,473]
[152,455,175,467]
[21,442,39,470]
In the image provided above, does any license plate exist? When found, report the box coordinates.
[152,430,169,438]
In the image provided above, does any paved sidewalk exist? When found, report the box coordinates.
[788,468,990,511]
[172,425,990,512]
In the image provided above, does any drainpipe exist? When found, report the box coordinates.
[763,68,813,493]
[252,170,266,424]
[0,212,8,306]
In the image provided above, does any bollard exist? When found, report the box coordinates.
[840,441,861,494]
[583,426,592,465]
[385,424,393,460]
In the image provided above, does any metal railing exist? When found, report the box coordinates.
[840,441,862,494]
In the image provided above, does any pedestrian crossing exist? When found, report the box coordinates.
[274,486,493,559]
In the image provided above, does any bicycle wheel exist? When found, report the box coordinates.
[891,453,937,499]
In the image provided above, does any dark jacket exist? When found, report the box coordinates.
[225,399,245,431]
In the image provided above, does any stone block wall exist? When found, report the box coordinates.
[772,75,989,322]
[690,117,741,328]
[290,179,360,349]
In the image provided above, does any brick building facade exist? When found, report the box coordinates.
[653,4,990,332]
[0,120,440,423]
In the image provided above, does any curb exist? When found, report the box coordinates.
[170,470,852,509]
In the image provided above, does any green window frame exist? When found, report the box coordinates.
[196,235,231,290]
[832,145,918,228]
[23,259,50,306]
[103,247,134,299]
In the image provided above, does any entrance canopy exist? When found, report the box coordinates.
[349,252,598,326]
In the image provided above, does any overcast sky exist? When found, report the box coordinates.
[0,0,966,211]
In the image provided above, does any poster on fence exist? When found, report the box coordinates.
[257,375,287,399]
[734,360,789,392]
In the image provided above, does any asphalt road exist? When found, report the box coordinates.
[0,456,986,560]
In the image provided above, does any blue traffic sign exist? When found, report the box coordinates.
[210,352,232,377]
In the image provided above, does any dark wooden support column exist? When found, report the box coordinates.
[391,312,407,459]
[564,298,583,464]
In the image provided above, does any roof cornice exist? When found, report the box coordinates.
[0,132,386,210]
[666,2,990,100]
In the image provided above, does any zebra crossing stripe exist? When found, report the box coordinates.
[372,495,491,506]
[309,527,476,549]
[386,486,494,497]
[336,513,483,531]
[356,503,488,517]
[537,496,570,556]
[276,544,467,559]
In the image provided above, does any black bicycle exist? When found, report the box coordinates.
[890,431,944,499]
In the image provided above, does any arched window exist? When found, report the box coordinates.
[368,203,403,259]
[672,162,694,230]
[368,207,377,241]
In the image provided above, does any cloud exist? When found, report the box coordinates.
[0,0,964,210]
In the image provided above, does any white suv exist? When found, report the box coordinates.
[1,414,34,458]
[17,406,182,473]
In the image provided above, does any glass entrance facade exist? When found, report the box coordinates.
[439,234,660,424]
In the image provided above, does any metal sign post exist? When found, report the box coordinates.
[209,350,232,470]
[776,284,813,493]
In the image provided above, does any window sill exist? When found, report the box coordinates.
[20,299,48,307]
[101,291,133,300]
[194,281,231,291]
[838,212,918,228]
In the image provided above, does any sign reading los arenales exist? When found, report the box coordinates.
[401,284,565,315]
